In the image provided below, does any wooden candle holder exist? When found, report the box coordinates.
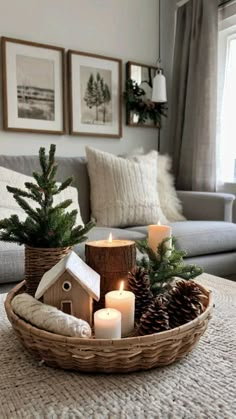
[85,240,136,311]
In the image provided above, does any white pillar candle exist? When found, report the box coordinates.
[94,308,121,339]
[148,224,172,256]
[105,282,135,337]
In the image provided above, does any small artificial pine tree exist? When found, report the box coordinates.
[0,144,94,248]
[136,237,203,296]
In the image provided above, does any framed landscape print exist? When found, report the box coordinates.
[2,37,65,134]
[68,50,122,138]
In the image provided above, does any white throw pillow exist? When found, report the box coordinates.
[0,166,84,226]
[130,151,185,222]
[85,147,168,227]
[157,154,186,222]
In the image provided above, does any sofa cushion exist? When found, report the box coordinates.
[0,227,145,284]
[127,221,236,257]
[0,241,25,284]
[0,166,84,226]
[0,155,90,223]
[130,151,185,222]
[86,147,168,227]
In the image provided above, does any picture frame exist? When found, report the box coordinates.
[68,50,122,138]
[2,37,66,134]
[125,61,166,128]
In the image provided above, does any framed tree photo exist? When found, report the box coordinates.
[68,50,122,138]
[2,37,65,134]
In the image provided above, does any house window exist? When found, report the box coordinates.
[218,10,236,185]
[61,300,72,315]
[62,280,72,292]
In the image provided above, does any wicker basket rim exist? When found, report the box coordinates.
[5,280,213,347]
[25,245,72,251]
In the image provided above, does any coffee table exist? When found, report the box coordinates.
[0,273,235,419]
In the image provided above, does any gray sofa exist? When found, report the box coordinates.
[0,155,236,290]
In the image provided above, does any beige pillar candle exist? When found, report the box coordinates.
[94,308,121,339]
[105,281,135,337]
[148,223,172,256]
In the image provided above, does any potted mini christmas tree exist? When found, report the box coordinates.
[0,144,94,295]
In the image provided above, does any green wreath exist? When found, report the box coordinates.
[124,79,168,127]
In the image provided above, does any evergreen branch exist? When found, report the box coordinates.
[47,144,56,177]
[24,182,43,203]
[48,165,58,183]
[39,147,47,175]
[12,195,40,222]
[57,177,73,193]
[7,186,40,203]
[136,237,203,296]
[32,172,44,188]
[49,199,73,213]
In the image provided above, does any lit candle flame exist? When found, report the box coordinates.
[119,281,124,293]
[108,232,113,243]
[157,220,161,226]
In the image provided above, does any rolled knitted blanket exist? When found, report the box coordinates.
[11,293,92,338]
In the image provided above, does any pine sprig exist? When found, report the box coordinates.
[136,237,203,296]
[0,144,94,248]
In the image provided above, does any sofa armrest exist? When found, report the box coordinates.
[232,200,236,223]
[177,191,235,222]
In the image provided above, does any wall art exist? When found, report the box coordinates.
[68,50,122,138]
[2,37,65,134]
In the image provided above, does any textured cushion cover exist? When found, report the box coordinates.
[128,221,236,257]
[131,150,185,222]
[86,147,166,227]
[0,166,84,226]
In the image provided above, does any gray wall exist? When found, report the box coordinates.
[0,0,160,157]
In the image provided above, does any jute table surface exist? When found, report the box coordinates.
[0,273,235,419]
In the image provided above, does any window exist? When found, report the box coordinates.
[218,7,236,185]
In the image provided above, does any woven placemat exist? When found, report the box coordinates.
[0,273,235,419]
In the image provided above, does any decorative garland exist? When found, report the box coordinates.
[124,78,168,127]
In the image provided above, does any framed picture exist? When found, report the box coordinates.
[2,37,66,134]
[68,50,122,138]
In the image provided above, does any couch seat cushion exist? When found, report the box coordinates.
[127,221,236,257]
[0,227,145,284]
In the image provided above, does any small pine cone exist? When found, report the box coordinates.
[168,280,207,329]
[128,267,154,321]
[137,298,170,336]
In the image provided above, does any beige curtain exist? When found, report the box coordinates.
[169,0,218,191]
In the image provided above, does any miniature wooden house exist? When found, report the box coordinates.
[35,251,100,325]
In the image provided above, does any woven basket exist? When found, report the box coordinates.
[5,281,213,374]
[25,245,72,296]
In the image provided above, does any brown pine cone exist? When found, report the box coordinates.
[168,280,207,329]
[128,267,154,320]
[137,298,170,336]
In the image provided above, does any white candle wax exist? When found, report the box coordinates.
[148,224,172,256]
[105,289,135,337]
[94,308,121,339]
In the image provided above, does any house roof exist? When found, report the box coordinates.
[35,251,100,301]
